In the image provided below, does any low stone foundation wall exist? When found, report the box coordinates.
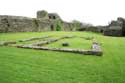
[32,35,75,46]
[0,41,16,46]
[0,35,103,56]
[19,36,51,42]
[17,45,102,56]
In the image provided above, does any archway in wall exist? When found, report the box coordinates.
[50,25,54,31]
[122,27,125,36]
[122,23,125,36]
[53,16,56,19]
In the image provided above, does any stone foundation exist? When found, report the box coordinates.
[17,45,102,56]
[0,35,103,56]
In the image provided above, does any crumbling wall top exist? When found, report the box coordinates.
[37,10,48,19]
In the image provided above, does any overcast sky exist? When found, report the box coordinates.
[0,0,125,25]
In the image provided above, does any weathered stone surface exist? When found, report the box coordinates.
[19,36,51,42]
[48,13,61,20]
[0,15,38,32]
[5,36,103,56]
[104,17,125,36]
[0,41,16,46]
[32,36,73,46]
[0,10,80,33]
[86,26,101,32]
[37,10,48,19]
[92,43,101,51]
[90,38,103,56]
[17,45,102,56]
[103,29,122,36]
[22,35,81,47]
[0,15,59,32]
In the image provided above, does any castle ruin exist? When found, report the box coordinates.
[103,17,125,36]
[0,10,125,37]
[0,10,74,32]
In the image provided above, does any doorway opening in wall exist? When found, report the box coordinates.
[50,25,54,31]
[49,16,51,19]
[122,27,125,36]
[100,29,103,33]
[53,16,56,19]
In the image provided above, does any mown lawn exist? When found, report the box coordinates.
[45,37,92,49]
[0,31,125,83]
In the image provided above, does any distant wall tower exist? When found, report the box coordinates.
[37,10,48,19]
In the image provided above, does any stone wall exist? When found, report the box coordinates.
[1,10,125,35]
[0,15,57,32]
[0,15,38,32]
[103,29,122,36]
[85,26,102,32]
[37,19,53,31]
[103,17,125,36]
[0,10,81,33]
[62,22,73,31]
[37,10,49,19]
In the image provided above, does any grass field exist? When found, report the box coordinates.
[45,37,92,49]
[0,31,125,83]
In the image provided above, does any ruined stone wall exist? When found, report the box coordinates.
[0,14,114,33]
[103,29,122,36]
[0,15,38,32]
[103,18,124,36]
[0,15,54,32]
[61,22,73,31]
[2,10,123,34]
[37,10,49,19]
[0,10,84,33]
[37,19,52,31]
[84,26,103,33]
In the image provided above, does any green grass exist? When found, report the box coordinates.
[0,31,125,83]
[46,37,92,49]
